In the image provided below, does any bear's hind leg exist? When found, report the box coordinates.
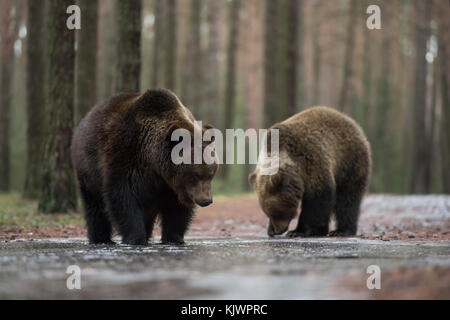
[287,188,334,238]
[329,184,364,237]
[104,173,148,245]
[79,180,114,245]
[160,196,194,245]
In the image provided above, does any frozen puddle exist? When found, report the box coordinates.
[0,236,449,299]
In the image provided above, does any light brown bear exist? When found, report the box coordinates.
[249,107,371,237]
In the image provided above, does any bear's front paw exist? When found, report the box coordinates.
[161,239,186,245]
[122,238,148,246]
[328,230,356,237]
[286,230,307,238]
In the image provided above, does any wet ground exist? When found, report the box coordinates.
[0,236,449,299]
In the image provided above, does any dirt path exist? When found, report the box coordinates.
[1,194,449,242]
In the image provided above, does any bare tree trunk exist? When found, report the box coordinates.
[263,0,279,127]
[115,0,142,92]
[75,0,98,124]
[0,0,14,192]
[338,0,358,114]
[164,0,177,91]
[296,0,306,110]
[23,0,46,198]
[220,0,240,180]
[181,0,202,115]
[38,0,77,213]
[204,0,220,125]
[286,0,299,116]
[311,0,321,106]
[438,4,450,193]
[243,0,262,190]
[410,0,431,193]
[97,0,116,100]
[151,0,163,88]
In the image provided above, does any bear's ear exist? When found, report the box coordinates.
[248,171,257,186]
[267,173,283,193]
[202,124,215,142]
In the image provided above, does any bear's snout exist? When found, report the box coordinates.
[197,198,213,207]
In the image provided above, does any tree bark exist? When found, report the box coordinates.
[38,0,77,213]
[164,0,177,91]
[263,0,279,128]
[286,0,299,117]
[204,0,220,125]
[75,0,98,124]
[0,0,14,192]
[338,0,358,114]
[220,0,240,180]
[23,0,46,198]
[151,0,163,88]
[115,0,142,92]
[410,0,431,193]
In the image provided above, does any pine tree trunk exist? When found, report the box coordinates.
[151,0,163,88]
[438,6,450,193]
[115,0,142,92]
[263,0,279,128]
[164,0,177,91]
[182,0,202,114]
[338,0,358,114]
[296,0,306,111]
[23,0,46,198]
[311,0,321,106]
[38,0,77,213]
[98,0,116,100]
[0,0,14,192]
[410,0,431,193]
[243,0,262,190]
[204,0,220,125]
[286,0,299,116]
[220,0,240,180]
[75,0,98,124]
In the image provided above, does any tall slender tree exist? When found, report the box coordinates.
[311,0,322,106]
[182,0,202,114]
[221,0,241,180]
[164,0,177,91]
[285,0,299,116]
[75,0,98,124]
[263,0,279,128]
[338,0,358,114]
[151,0,164,88]
[97,0,116,100]
[0,0,15,192]
[204,0,220,125]
[38,0,77,212]
[115,0,142,92]
[438,3,450,193]
[23,0,46,198]
[410,0,431,193]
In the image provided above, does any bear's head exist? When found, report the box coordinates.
[164,121,219,209]
[249,170,302,237]
[136,89,219,208]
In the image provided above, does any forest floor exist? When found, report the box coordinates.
[0,194,449,299]
[1,193,449,242]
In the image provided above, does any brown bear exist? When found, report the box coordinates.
[249,106,371,238]
[71,89,218,245]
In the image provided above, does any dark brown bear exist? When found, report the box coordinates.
[71,89,218,245]
[249,106,371,238]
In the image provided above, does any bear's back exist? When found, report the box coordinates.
[274,106,371,182]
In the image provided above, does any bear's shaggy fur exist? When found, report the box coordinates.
[71,89,218,245]
[249,106,371,237]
